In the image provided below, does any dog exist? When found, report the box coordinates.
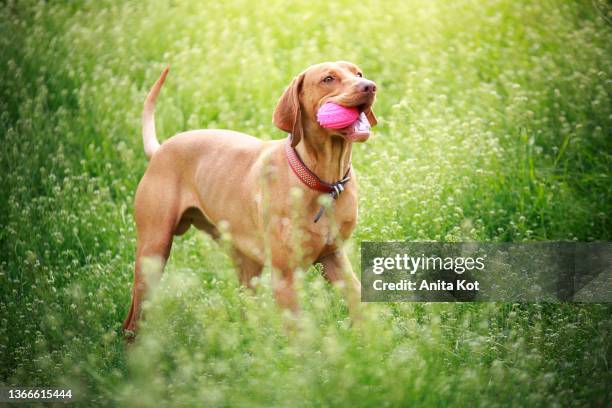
[123,61,377,336]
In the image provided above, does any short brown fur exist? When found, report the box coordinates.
[123,61,377,336]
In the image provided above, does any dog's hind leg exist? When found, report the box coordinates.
[122,230,174,339]
[122,179,178,339]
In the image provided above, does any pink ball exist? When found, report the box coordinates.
[316,102,359,129]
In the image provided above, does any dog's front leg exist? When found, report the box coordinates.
[318,250,362,321]
[272,268,299,313]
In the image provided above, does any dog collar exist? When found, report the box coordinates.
[285,137,351,222]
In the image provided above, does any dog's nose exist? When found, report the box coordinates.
[357,80,377,94]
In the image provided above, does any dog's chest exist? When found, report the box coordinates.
[306,193,358,246]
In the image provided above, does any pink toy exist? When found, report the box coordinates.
[317,102,359,129]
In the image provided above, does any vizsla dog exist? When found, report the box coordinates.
[123,61,377,336]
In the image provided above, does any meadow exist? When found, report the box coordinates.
[1,0,611,406]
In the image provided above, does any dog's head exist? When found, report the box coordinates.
[273,61,377,147]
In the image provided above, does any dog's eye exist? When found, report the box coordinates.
[323,75,334,83]
[356,72,363,77]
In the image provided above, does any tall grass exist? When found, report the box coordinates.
[1,0,611,406]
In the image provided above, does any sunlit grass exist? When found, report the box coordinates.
[1,0,611,406]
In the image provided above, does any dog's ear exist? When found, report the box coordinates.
[365,106,378,127]
[273,73,305,147]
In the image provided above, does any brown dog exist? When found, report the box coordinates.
[123,61,377,335]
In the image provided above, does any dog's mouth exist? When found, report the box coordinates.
[338,110,371,142]
[326,97,373,142]
[316,96,373,142]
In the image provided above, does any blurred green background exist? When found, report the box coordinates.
[1,0,611,406]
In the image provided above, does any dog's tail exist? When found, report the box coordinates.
[142,66,169,160]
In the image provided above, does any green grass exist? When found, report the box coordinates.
[1,0,611,406]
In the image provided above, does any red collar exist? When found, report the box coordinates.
[285,139,351,194]
[285,138,352,223]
